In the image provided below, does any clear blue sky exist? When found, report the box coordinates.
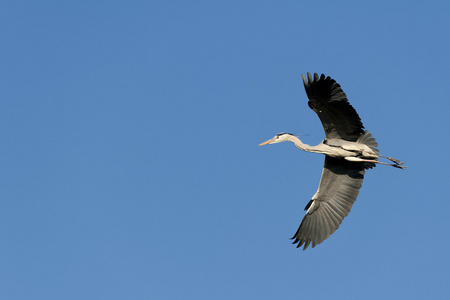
[1,1,449,299]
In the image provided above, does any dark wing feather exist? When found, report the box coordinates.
[291,156,365,250]
[302,73,364,141]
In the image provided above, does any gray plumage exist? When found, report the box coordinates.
[259,73,406,250]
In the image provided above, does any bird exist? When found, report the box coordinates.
[259,72,406,250]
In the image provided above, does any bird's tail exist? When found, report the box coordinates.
[357,130,379,169]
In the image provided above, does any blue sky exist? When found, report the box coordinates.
[1,1,450,299]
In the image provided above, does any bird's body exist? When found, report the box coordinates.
[285,135,377,159]
[259,73,405,250]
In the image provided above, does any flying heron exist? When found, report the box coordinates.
[259,73,406,250]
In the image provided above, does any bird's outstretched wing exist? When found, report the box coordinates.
[302,73,364,142]
[291,156,365,250]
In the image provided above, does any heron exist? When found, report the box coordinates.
[259,73,406,250]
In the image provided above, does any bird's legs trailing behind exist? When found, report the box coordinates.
[360,149,406,167]
[377,154,404,165]
[345,156,407,169]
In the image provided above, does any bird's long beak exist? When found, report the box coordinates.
[258,138,273,146]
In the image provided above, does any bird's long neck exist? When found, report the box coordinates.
[285,135,320,153]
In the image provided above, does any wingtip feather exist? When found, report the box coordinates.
[301,73,307,87]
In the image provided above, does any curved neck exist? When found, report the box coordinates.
[284,135,320,153]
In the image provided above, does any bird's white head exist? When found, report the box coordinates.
[259,133,293,146]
